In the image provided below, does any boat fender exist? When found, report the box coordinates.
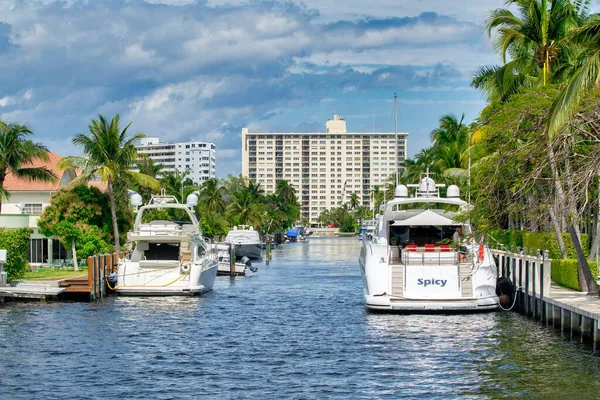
[496,277,515,309]
[107,272,118,286]
[181,264,191,274]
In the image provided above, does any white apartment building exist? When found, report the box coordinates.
[242,115,408,224]
[136,137,216,184]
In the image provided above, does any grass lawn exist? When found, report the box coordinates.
[23,268,88,280]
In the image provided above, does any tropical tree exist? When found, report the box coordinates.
[0,120,56,212]
[349,192,359,209]
[59,114,160,253]
[134,156,163,202]
[471,0,583,101]
[160,170,197,204]
[227,189,264,227]
[549,15,600,135]
[39,185,114,270]
[199,178,226,213]
[275,180,297,205]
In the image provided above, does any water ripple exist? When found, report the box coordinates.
[1,237,600,399]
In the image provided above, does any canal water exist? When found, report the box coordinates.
[1,237,600,399]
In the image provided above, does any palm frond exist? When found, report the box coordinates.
[123,170,161,191]
[14,167,57,182]
[548,50,600,138]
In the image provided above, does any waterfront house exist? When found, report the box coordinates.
[0,152,77,264]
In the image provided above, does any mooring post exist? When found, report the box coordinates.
[561,308,571,337]
[582,316,593,344]
[518,257,523,314]
[571,312,582,340]
[524,259,530,316]
[230,244,236,277]
[593,319,600,354]
[532,258,537,319]
[266,241,271,265]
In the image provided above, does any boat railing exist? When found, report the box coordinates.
[400,248,461,266]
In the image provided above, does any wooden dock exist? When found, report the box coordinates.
[493,250,600,352]
[0,253,122,302]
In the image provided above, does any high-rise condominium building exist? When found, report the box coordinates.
[241,115,408,224]
[136,137,216,184]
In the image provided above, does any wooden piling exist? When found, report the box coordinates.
[571,312,582,339]
[582,317,593,343]
[230,244,236,277]
[594,319,600,354]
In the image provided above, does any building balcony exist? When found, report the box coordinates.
[0,214,41,229]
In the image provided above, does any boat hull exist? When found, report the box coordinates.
[115,260,218,297]
[359,239,499,313]
[233,244,262,260]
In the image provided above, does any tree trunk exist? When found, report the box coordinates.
[108,181,121,254]
[568,224,599,294]
[589,214,600,262]
[547,141,598,294]
[0,175,4,214]
[71,238,79,272]
[537,180,567,258]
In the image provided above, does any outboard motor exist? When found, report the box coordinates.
[241,256,258,273]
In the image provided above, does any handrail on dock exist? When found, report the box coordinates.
[492,249,600,353]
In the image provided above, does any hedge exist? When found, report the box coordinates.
[0,228,32,281]
[551,259,598,291]
[489,230,589,260]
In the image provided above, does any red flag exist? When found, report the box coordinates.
[478,237,485,261]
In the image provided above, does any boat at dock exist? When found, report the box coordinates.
[113,194,218,296]
[212,243,258,276]
[224,226,262,259]
[359,176,499,312]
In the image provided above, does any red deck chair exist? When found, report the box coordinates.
[424,244,435,252]
[406,244,417,252]
[439,244,451,252]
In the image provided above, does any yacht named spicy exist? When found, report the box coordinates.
[359,177,499,312]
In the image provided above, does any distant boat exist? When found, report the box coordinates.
[286,228,299,242]
[225,225,262,259]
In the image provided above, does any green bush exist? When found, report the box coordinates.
[0,228,32,281]
[551,259,598,291]
[490,230,589,259]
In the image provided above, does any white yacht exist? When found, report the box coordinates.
[113,194,218,296]
[224,226,262,259]
[213,243,257,276]
[359,177,499,312]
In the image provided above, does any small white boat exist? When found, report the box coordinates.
[213,243,257,276]
[225,226,262,259]
[359,176,499,312]
[113,194,218,296]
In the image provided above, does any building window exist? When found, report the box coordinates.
[23,204,43,215]
[29,238,48,263]
[52,239,68,261]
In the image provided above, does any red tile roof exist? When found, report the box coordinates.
[3,152,68,192]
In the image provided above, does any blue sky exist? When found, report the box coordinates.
[0,0,521,176]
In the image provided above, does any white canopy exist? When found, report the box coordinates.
[390,209,459,226]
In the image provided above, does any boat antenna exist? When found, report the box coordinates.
[394,93,398,187]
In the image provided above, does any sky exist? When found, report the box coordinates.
[0,0,513,176]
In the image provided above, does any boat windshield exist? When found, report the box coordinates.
[389,225,459,247]
[145,242,180,260]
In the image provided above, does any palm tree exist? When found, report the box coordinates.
[549,15,600,136]
[0,120,57,212]
[472,0,582,101]
[349,192,359,209]
[160,170,197,204]
[60,114,160,253]
[247,181,265,201]
[228,189,263,226]
[199,178,226,213]
[275,180,297,205]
